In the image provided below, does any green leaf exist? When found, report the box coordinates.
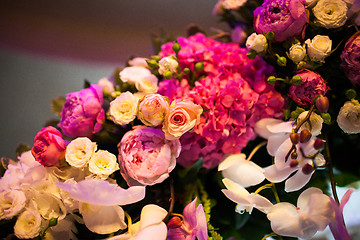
[50,96,66,117]
[178,158,203,185]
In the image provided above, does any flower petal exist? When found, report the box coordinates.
[264,164,296,183]
[284,168,313,192]
[134,222,167,240]
[218,153,246,171]
[254,118,284,139]
[139,204,168,230]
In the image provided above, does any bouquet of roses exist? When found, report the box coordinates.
[1,0,360,239]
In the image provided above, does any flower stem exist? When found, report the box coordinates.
[246,141,267,162]
[163,178,175,223]
[261,232,283,240]
[271,183,281,203]
[254,183,273,195]
[324,134,340,205]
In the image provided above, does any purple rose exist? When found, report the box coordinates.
[59,84,105,138]
[288,69,328,106]
[118,126,181,186]
[254,0,308,42]
[341,31,360,86]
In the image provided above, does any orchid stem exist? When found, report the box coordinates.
[163,178,175,223]
[324,134,340,205]
[261,232,282,240]
[254,184,273,195]
[271,183,281,203]
[246,141,267,162]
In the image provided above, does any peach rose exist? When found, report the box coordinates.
[137,94,170,127]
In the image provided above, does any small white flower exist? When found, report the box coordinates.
[119,66,158,94]
[128,57,149,68]
[305,35,332,62]
[135,74,158,94]
[98,77,115,95]
[246,33,268,53]
[0,189,27,220]
[65,137,97,168]
[218,153,265,188]
[289,43,307,64]
[267,187,333,239]
[337,99,360,134]
[158,56,179,75]
[222,0,247,10]
[88,150,119,178]
[14,209,42,239]
[313,0,348,29]
[109,91,138,125]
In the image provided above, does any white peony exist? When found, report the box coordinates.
[305,35,332,62]
[246,33,268,53]
[0,189,27,220]
[337,99,360,134]
[313,0,348,29]
[289,43,307,64]
[65,137,97,168]
[88,150,119,178]
[109,91,138,125]
[158,56,179,75]
[14,209,42,239]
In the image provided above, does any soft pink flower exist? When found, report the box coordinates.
[59,84,105,138]
[167,198,208,240]
[31,126,66,167]
[253,0,308,42]
[118,126,181,186]
[288,69,328,106]
[341,31,360,86]
[137,94,170,127]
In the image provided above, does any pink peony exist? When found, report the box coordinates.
[59,84,105,138]
[288,69,328,106]
[31,126,66,167]
[253,0,308,42]
[118,126,181,186]
[341,31,360,86]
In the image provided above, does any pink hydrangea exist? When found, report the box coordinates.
[59,84,105,139]
[159,33,285,169]
[288,69,328,106]
[341,31,360,86]
[118,126,181,186]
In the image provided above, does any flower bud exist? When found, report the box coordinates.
[300,129,312,143]
[172,41,181,55]
[290,159,299,168]
[195,62,204,72]
[315,95,329,113]
[167,216,182,229]
[49,218,58,227]
[163,70,173,80]
[146,59,159,68]
[302,163,314,175]
[246,33,268,53]
[265,31,275,41]
[183,68,191,74]
[291,151,298,160]
[291,75,303,85]
[246,50,257,59]
[277,56,287,67]
[289,43,306,64]
[345,89,357,100]
[290,132,300,144]
[314,138,325,150]
[267,76,277,85]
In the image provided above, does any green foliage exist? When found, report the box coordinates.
[50,96,66,117]
[15,143,31,158]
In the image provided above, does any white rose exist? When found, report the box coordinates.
[289,43,307,63]
[128,57,149,68]
[119,66,158,92]
[0,189,27,220]
[246,33,268,53]
[65,137,97,168]
[88,150,119,178]
[305,35,332,62]
[222,0,247,10]
[135,73,158,94]
[14,209,42,239]
[109,91,138,125]
[313,0,348,29]
[158,56,179,75]
[337,99,360,134]
[98,77,115,95]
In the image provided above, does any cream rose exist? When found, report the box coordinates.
[135,74,158,94]
[313,0,348,29]
[97,77,115,95]
[65,137,97,168]
[109,91,138,125]
[289,43,307,64]
[305,35,332,62]
[246,33,268,53]
[137,94,170,127]
[0,189,27,220]
[14,209,42,239]
[158,56,179,75]
[119,66,158,94]
[162,99,203,140]
[128,57,149,68]
[88,150,119,178]
[337,99,360,134]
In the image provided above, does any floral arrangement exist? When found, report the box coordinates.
[1,0,360,239]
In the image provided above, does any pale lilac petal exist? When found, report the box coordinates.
[195,204,208,240]
[284,168,314,192]
[340,189,355,212]
[218,153,246,171]
[297,187,324,210]
[134,222,167,240]
[306,194,333,231]
[183,198,197,228]
[138,205,168,230]
[247,194,274,214]
[264,164,296,183]
[267,133,290,156]
[267,203,302,238]
[56,178,145,206]
[267,121,294,133]
[254,118,284,139]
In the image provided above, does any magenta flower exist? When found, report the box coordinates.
[329,189,354,240]
[288,69,328,106]
[167,198,208,240]
[59,84,105,138]
[31,126,66,167]
[341,31,360,86]
[253,0,308,42]
[118,126,181,186]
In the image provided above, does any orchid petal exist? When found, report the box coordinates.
[284,168,313,192]
[267,121,294,134]
[247,194,273,214]
[195,204,208,240]
[222,178,250,196]
[297,187,324,210]
[56,178,145,206]
[133,222,167,240]
[254,118,284,139]
[138,204,167,230]
[267,133,290,156]
[264,164,296,183]
[274,138,293,168]
[218,153,246,171]
[221,189,251,206]
[183,198,197,228]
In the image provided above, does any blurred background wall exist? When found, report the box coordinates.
[0,0,225,158]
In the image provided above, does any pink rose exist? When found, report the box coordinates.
[341,31,360,86]
[253,0,308,42]
[137,94,170,127]
[59,84,105,139]
[31,126,66,167]
[288,69,328,106]
[118,126,181,186]
[162,99,203,140]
